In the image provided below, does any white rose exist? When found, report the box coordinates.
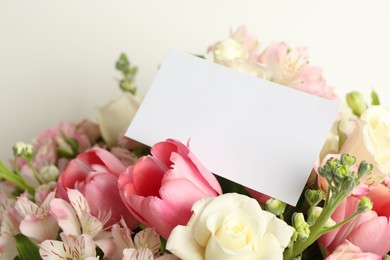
[166,193,294,260]
[341,105,390,184]
[97,93,141,147]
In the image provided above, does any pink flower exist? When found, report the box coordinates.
[326,240,381,260]
[318,195,390,256]
[118,139,222,239]
[366,184,390,217]
[57,148,137,228]
[260,42,337,100]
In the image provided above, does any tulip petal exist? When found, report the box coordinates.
[91,148,126,176]
[132,156,166,197]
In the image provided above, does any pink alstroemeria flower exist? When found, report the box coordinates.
[50,189,116,257]
[14,192,59,243]
[119,139,222,239]
[57,148,137,228]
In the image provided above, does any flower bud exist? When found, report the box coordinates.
[340,154,356,166]
[305,189,323,207]
[346,91,367,116]
[13,142,34,159]
[265,198,286,216]
[307,206,336,227]
[341,175,356,194]
[292,213,310,241]
[357,196,373,213]
[40,165,60,183]
[357,160,373,179]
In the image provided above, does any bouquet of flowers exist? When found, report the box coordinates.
[0,26,389,260]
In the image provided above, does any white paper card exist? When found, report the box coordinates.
[126,50,339,206]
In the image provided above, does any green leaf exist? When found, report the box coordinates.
[371,90,380,105]
[15,234,41,260]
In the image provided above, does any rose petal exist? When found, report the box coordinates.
[166,225,204,260]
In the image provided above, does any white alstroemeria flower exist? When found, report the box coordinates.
[14,191,59,243]
[49,189,115,257]
[112,224,178,260]
[39,233,99,260]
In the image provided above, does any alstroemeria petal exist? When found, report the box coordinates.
[123,247,154,260]
[134,228,160,256]
[68,189,91,219]
[50,198,81,236]
[15,196,39,217]
[39,240,73,260]
[19,214,59,242]
[0,234,18,260]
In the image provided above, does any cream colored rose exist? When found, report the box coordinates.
[97,93,141,147]
[341,105,390,184]
[166,193,294,260]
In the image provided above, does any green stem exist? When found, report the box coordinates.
[0,161,34,194]
[284,193,346,259]
[27,160,42,185]
[318,212,359,236]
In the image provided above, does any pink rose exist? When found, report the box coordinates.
[318,195,390,256]
[118,139,222,239]
[326,240,381,260]
[57,148,137,228]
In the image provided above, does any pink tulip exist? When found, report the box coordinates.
[326,240,381,260]
[319,195,390,256]
[57,148,137,228]
[118,139,222,239]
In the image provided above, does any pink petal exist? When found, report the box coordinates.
[159,175,210,220]
[132,157,166,197]
[50,198,81,236]
[151,141,178,169]
[347,216,390,256]
[121,193,183,239]
[20,214,59,242]
[90,148,126,176]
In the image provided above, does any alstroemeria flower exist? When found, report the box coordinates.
[50,189,115,257]
[14,191,59,243]
[39,233,99,260]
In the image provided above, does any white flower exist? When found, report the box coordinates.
[39,234,99,260]
[341,105,390,184]
[166,193,294,260]
[97,93,141,147]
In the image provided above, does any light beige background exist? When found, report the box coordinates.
[1,0,389,162]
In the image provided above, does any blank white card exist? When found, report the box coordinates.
[126,50,339,206]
